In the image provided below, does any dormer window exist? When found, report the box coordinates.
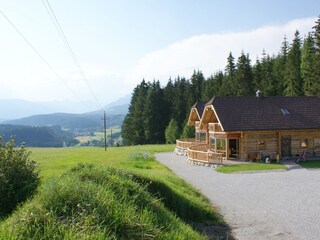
[281,108,290,115]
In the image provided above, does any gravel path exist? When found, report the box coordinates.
[156,152,320,240]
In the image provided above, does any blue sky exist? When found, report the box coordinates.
[0,0,319,111]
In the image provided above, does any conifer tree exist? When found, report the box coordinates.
[252,57,262,91]
[122,80,149,145]
[312,16,320,93]
[143,80,166,144]
[260,53,276,96]
[301,33,319,95]
[272,36,289,95]
[165,119,179,144]
[234,52,253,95]
[284,30,302,96]
[189,70,205,104]
[220,52,236,95]
[202,71,224,99]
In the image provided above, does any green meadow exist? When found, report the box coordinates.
[0,145,230,239]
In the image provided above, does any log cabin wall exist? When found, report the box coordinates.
[240,129,320,160]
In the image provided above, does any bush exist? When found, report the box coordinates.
[165,119,180,143]
[0,136,40,216]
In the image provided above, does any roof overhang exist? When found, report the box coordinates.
[199,105,224,131]
[187,107,201,126]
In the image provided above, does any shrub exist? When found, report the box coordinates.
[165,119,179,144]
[0,136,40,216]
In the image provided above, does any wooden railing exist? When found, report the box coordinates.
[176,138,198,149]
[188,144,223,164]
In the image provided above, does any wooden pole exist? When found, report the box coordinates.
[104,111,107,151]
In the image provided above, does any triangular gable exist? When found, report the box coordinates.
[187,101,205,126]
[199,104,224,131]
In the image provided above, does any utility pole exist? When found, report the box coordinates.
[110,129,113,147]
[104,111,107,151]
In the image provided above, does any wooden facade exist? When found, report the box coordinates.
[176,95,320,163]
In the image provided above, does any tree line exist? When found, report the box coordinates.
[122,17,320,145]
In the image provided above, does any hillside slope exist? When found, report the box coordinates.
[5,113,124,130]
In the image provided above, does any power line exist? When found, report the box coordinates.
[42,0,102,109]
[0,9,92,110]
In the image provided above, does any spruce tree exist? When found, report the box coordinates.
[234,52,253,96]
[189,70,205,103]
[312,16,320,93]
[202,71,224,99]
[272,36,289,95]
[121,80,149,145]
[220,52,236,95]
[252,57,262,91]
[301,33,319,95]
[260,53,276,96]
[143,80,166,144]
[284,30,302,96]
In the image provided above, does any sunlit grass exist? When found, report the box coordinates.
[29,145,174,179]
[216,163,287,173]
[0,145,230,239]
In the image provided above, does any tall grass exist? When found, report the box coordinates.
[0,145,231,239]
[0,164,206,239]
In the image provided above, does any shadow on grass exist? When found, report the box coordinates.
[130,173,232,239]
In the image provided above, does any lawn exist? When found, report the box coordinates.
[0,145,230,239]
[75,128,121,143]
[30,145,174,178]
[216,163,287,173]
[298,160,320,168]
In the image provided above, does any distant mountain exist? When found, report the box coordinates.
[4,112,124,130]
[104,94,131,108]
[0,99,92,120]
[0,95,131,120]
[1,95,130,130]
[87,94,131,115]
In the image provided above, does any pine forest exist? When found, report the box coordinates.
[122,17,320,145]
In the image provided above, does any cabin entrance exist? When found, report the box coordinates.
[229,139,239,159]
[281,137,291,157]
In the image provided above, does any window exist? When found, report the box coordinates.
[216,139,226,151]
[301,139,308,148]
[281,108,290,115]
[314,139,320,147]
[200,132,206,142]
[196,132,200,141]
[258,140,265,151]
[210,137,216,149]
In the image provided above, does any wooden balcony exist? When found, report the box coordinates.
[188,144,223,164]
[176,138,198,150]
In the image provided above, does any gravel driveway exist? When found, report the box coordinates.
[156,152,320,240]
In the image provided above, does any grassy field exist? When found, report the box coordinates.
[30,145,174,178]
[0,145,230,239]
[298,160,320,168]
[216,163,287,173]
[75,128,121,144]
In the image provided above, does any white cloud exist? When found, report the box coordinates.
[126,17,316,87]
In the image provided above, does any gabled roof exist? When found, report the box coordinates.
[205,96,320,131]
[192,101,206,119]
[187,101,206,126]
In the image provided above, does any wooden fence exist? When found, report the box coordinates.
[188,144,223,164]
[176,138,198,149]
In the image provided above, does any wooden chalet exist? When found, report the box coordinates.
[176,92,320,164]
